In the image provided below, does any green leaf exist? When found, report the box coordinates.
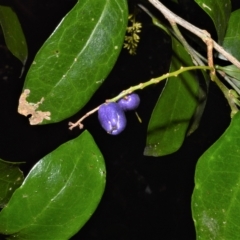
[18,0,128,125]
[192,111,240,239]
[216,64,240,81]
[222,9,240,61]
[0,131,106,240]
[144,38,199,156]
[194,0,231,43]
[0,5,28,65]
[0,160,24,208]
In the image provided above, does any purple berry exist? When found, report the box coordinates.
[117,93,140,111]
[98,102,127,135]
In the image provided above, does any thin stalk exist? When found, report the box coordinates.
[170,22,205,66]
[217,71,240,95]
[107,66,212,102]
[148,0,240,68]
[69,65,212,130]
[139,4,205,67]
[210,73,239,117]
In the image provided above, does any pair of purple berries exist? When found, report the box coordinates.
[98,93,140,135]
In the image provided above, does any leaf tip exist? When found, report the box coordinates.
[143,144,160,157]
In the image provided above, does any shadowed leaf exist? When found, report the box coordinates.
[0,160,24,208]
[0,5,28,65]
[144,38,199,156]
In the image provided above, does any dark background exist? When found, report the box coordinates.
[0,0,239,239]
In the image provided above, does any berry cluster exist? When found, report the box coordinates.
[98,93,140,135]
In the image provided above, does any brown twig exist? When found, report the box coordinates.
[68,105,101,130]
[148,0,240,68]
[205,37,215,76]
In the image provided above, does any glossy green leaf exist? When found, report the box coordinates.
[18,0,128,125]
[0,160,24,208]
[194,0,231,43]
[192,111,240,239]
[0,5,28,65]
[0,131,106,240]
[144,38,199,156]
[222,9,240,61]
[216,64,240,81]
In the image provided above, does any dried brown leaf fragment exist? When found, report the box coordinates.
[18,89,51,125]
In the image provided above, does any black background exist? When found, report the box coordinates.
[0,0,239,239]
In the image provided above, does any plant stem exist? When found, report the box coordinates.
[210,73,238,117]
[69,65,212,130]
[217,71,240,95]
[148,0,240,68]
[170,22,205,66]
[138,4,170,35]
[68,105,101,130]
[139,4,205,67]
[107,66,212,102]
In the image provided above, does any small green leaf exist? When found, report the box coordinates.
[216,64,240,81]
[192,111,240,239]
[0,160,24,208]
[0,131,106,240]
[0,5,28,65]
[194,0,231,43]
[222,9,240,61]
[144,38,199,156]
[18,0,128,125]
